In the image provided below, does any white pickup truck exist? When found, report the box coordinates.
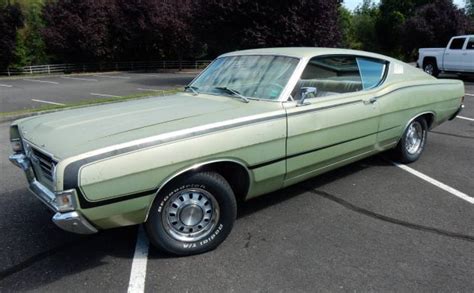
[417,35,474,77]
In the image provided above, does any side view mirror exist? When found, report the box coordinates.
[297,87,317,106]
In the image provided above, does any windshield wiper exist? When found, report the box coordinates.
[214,86,249,103]
[184,85,199,95]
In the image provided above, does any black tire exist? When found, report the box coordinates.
[394,117,428,163]
[146,172,237,256]
[423,59,439,77]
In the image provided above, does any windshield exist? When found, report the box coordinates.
[189,55,299,100]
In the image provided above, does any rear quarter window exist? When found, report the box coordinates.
[356,58,387,90]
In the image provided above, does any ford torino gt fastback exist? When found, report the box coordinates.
[9,48,464,255]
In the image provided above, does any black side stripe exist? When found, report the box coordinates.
[75,188,158,209]
[248,125,400,170]
[71,124,399,208]
[65,113,286,209]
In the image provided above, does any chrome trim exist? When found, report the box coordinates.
[52,211,98,234]
[373,83,457,101]
[144,158,252,221]
[10,152,77,212]
[22,139,60,161]
[55,189,78,212]
[397,111,436,143]
[286,99,363,116]
[9,153,30,171]
[28,179,58,212]
[278,57,308,102]
[63,110,286,192]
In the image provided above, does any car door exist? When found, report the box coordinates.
[464,37,474,72]
[443,37,466,71]
[284,55,387,185]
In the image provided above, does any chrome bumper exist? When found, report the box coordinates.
[9,153,98,235]
[53,212,98,234]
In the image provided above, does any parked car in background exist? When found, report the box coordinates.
[417,35,474,77]
[10,48,464,256]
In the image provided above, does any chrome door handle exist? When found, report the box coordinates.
[363,97,377,105]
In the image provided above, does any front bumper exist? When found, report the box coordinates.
[9,153,98,234]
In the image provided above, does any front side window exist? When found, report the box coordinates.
[189,55,299,100]
[292,56,362,99]
[449,38,466,50]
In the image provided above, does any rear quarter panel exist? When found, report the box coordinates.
[375,61,464,146]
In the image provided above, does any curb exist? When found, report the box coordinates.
[0,109,66,123]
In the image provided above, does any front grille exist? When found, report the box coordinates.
[31,148,57,182]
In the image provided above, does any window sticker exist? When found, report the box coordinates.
[394,63,404,74]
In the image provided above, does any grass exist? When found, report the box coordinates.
[0,88,182,118]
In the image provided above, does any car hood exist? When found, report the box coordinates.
[17,93,281,159]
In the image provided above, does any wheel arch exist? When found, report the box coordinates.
[144,159,252,221]
[399,111,436,142]
[422,56,438,68]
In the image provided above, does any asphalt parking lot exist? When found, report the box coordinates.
[0,71,196,113]
[0,73,472,292]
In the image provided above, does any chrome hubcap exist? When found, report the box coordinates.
[424,64,434,75]
[162,188,219,242]
[405,121,423,154]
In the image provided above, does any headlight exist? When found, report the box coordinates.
[54,189,77,212]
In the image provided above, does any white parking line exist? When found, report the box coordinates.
[93,74,130,79]
[457,116,474,122]
[23,78,59,84]
[61,76,98,82]
[31,99,65,106]
[127,226,149,293]
[0,83,12,87]
[465,93,474,97]
[393,162,474,204]
[90,93,122,98]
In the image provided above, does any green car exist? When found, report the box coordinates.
[9,48,464,255]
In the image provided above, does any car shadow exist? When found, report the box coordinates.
[237,155,391,219]
[438,73,474,82]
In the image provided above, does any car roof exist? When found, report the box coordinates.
[451,35,474,38]
[219,47,393,61]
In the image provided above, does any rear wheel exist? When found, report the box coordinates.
[393,117,428,163]
[423,60,439,77]
[146,172,237,256]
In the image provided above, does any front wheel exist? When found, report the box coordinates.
[146,172,237,256]
[393,117,428,163]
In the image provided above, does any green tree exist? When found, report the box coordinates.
[0,2,23,69]
[13,0,48,66]
[376,0,431,58]
[403,0,473,59]
[339,5,354,48]
[466,0,474,17]
[351,0,380,51]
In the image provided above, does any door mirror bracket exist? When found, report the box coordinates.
[297,87,317,106]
